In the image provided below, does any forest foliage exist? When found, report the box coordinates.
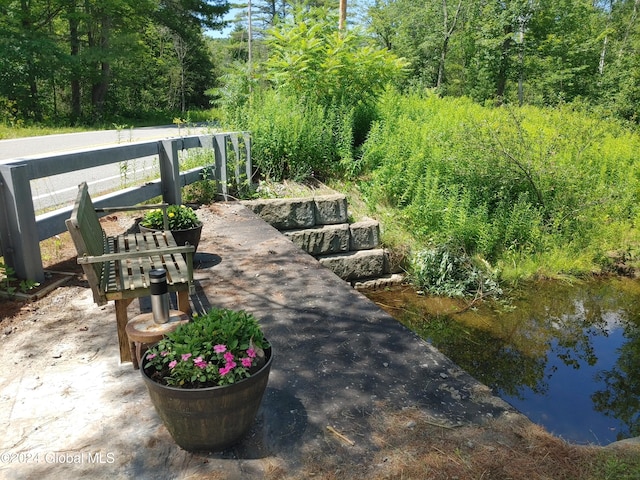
[0,0,228,124]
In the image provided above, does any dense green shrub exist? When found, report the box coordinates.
[262,6,407,111]
[411,244,502,298]
[230,90,335,181]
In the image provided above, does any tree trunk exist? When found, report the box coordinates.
[339,0,347,31]
[173,33,188,113]
[20,0,41,120]
[69,6,81,120]
[437,0,463,88]
[91,13,111,118]
[495,33,512,104]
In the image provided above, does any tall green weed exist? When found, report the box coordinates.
[230,90,345,181]
[359,90,640,279]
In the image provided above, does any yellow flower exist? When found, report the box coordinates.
[168,212,175,218]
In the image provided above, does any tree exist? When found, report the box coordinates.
[368,0,613,107]
[262,6,407,108]
[597,0,640,120]
[437,0,464,88]
[0,0,230,123]
[0,0,65,120]
[525,0,603,105]
[369,0,444,88]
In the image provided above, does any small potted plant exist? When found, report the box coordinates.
[140,308,272,452]
[139,204,203,251]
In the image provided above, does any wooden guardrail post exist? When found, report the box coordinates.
[159,139,182,205]
[0,164,45,282]
[213,134,229,199]
[230,133,242,189]
[243,132,252,184]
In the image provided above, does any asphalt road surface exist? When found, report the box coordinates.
[0,125,215,212]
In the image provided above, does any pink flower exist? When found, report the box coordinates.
[214,344,227,353]
[168,360,177,369]
[181,353,192,362]
[146,353,157,360]
[161,351,169,357]
[241,357,253,368]
[225,360,237,370]
[247,348,256,358]
[223,351,234,363]
[219,365,232,376]
[194,357,207,369]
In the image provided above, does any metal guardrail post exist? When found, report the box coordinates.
[0,164,45,282]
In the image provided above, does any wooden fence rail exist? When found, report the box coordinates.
[0,132,251,282]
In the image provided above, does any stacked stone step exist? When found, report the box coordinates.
[242,194,397,283]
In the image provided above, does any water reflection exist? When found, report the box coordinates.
[363,279,640,445]
[592,319,640,438]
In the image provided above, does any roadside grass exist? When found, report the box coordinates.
[0,124,90,140]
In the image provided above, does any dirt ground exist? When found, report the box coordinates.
[2,209,640,480]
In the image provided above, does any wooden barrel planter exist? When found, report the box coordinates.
[141,347,272,452]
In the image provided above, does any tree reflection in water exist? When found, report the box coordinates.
[364,278,640,444]
[592,319,640,439]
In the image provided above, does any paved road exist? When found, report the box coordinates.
[0,125,215,211]
[0,125,213,160]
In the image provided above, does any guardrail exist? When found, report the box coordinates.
[0,132,251,282]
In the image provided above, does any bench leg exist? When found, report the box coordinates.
[129,341,139,369]
[115,298,134,363]
[177,290,191,315]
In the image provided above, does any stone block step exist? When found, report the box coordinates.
[318,249,386,282]
[349,219,380,251]
[284,224,350,255]
[284,220,381,256]
[244,194,394,282]
[242,194,348,230]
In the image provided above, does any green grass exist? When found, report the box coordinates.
[0,124,90,140]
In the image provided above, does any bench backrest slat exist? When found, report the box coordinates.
[65,182,107,304]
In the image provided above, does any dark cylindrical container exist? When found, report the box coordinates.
[141,347,273,452]
[149,269,170,324]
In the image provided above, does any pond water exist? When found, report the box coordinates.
[363,278,640,445]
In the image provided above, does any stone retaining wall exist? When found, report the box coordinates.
[242,195,402,285]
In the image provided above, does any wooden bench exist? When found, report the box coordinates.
[65,182,195,363]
